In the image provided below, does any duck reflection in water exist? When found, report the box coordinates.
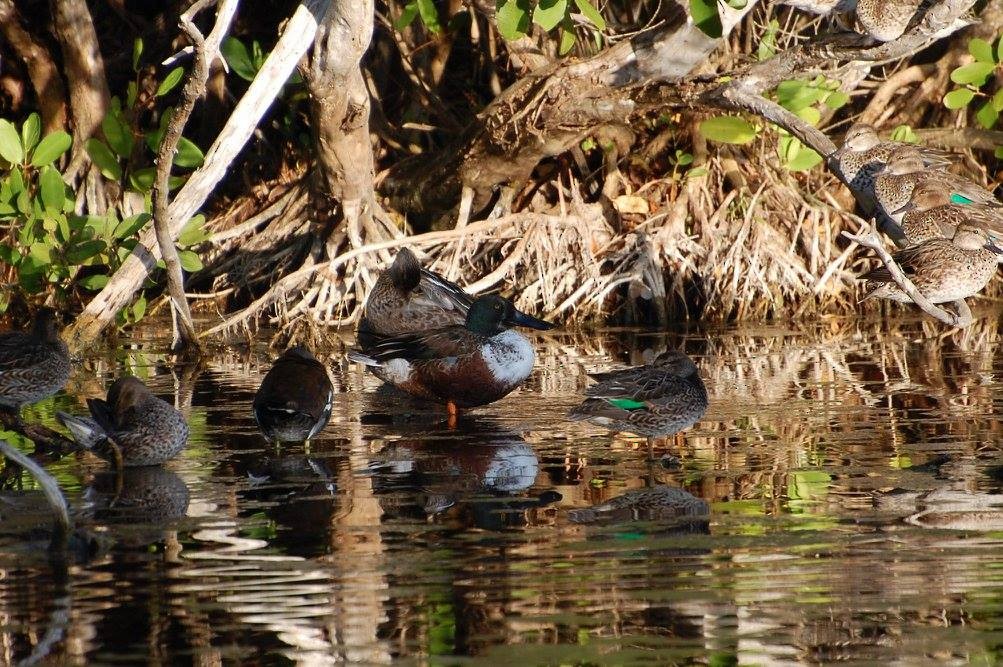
[253,346,333,445]
[568,485,709,532]
[369,423,559,529]
[84,466,190,525]
[568,350,708,458]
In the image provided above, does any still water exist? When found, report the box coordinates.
[3,317,1003,665]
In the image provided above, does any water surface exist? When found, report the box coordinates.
[3,318,1003,665]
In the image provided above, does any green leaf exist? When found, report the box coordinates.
[80,274,110,290]
[132,293,147,322]
[969,38,995,64]
[976,100,999,130]
[178,214,209,246]
[943,88,976,109]
[559,18,577,55]
[129,167,156,193]
[21,113,40,153]
[7,168,24,195]
[132,37,144,71]
[573,0,606,30]
[995,146,1003,160]
[794,105,821,126]
[39,167,65,211]
[825,90,849,110]
[114,212,151,239]
[85,139,122,180]
[496,0,532,40]
[998,36,1003,64]
[757,20,778,61]
[394,2,420,30]
[776,80,827,111]
[29,241,51,264]
[992,88,1003,113]
[65,239,107,264]
[0,120,23,164]
[689,0,722,38]
[725,0,748,7]
[174,137,204,168]
[890,124,918,143]
[416,0,441,33]
[698,116,757,144]
[534,0,568,31]
[779,136,801,164]
[221,37,258,82]
[127,81,139,109]
[178,249,203,272]
[785,145,823,172]
[30,131,72,167]
[950,62,995,86]
[156,67,185,97]
[102,109,133,158]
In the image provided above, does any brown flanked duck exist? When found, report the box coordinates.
[253,346,333,444]
[357,247,554,350]
[349,294,536,418]
[0,307,70,413]
[57,377,189,467]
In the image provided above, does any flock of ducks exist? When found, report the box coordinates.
[0,248,710,476]
[835,123,1003,307]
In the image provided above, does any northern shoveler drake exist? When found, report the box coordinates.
[568,350,708,456]
[874,146,1000,225]
[253,346,333,444]
[358,247,554,350]
[349,294,536,417]
[57,377,189,467]
[861,222,1002,304]
[894,180,1003,246]
[0,307,70,413]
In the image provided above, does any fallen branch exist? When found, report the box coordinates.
[839,221,972,327]
[153,0,235,353]
[67,0,319,351]
[0,440,71,544]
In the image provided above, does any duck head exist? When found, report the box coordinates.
[465,295,512,336]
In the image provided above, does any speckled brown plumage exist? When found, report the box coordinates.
[861,223,1001,303]
[855,0,922,41]
[567,485,710,524]
[0,308,70,411]
[897,180,1003,246]
[57,376,189,467]
[567,351,708,439]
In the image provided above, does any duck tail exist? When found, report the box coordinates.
[347,349,381,367]
[55,412,107,449]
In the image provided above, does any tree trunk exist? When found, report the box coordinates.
[0,0,67,134]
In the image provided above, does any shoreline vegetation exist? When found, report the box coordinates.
[0,1,1000,351]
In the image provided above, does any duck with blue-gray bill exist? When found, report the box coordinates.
[358,247,554,351]
[860,222,1002,304]
[0,307,70,414]
[253,346,333,444]
[350,294,536,419]
[567,351,708,457]
[57,377,189,467]
[874,146,1000,226]
[834,123,953,212]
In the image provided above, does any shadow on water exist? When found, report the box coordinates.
[7,317,1003,662]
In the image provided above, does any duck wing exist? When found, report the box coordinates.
[586,366,685,401]
[360,326,482,363]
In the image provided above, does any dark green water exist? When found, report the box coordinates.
[3,318,1003,665]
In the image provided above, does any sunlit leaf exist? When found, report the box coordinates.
[65,239,107,264]
[178,249,203,272]
[534,0,568,31]
[21,113,40,153]
[132,37,144,71]
[757,19,778,61]
[156,67,185,97]
[950,62,995,86]
[129,167,156,193]
[890,125,918,143]
[496,0,532,40]
[969,37,995,64]
[976,101,999,130]
[132,293,147,321]
[173,137,204,168]
[825,90,849,110]
[30,131,72,167]
[698,115,757,144]
[394,1,420,30]
[417,0,441,33]
[943,88,975,109]
[559,18,577,55]
[80,274,110,290]
[114,212,151,239]
[221,37,258,82]
[0,120,23,164]
[102,109,134,158]
[573,0,605,30]
[85,139,122,180]
[39,167,65,211]
[178,214,209,246]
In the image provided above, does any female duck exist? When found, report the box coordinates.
[0,307,70,413]
[57,376,189,467]
[350,294,535,415]
[568,351,708,455]
[358,247,553,349]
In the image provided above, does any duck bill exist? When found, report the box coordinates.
[986,239,1003,255]
[890,201,914,216]
[507,309,557,331]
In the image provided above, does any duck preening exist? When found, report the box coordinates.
[253,346,333,444]
[57,376,189,467]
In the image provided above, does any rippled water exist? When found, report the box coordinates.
[4,318,1003,664]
